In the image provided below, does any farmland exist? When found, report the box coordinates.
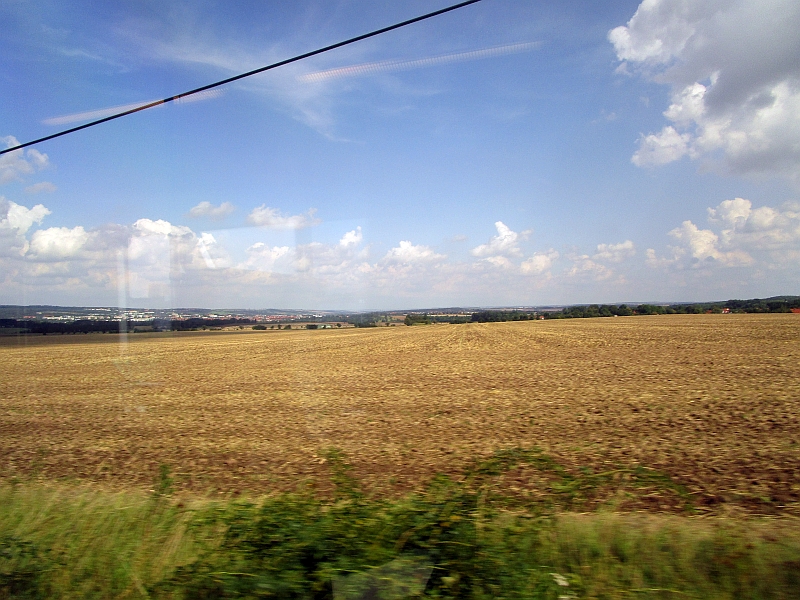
[1,314,799,513]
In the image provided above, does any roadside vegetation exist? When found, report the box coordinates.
[3,451,800,599]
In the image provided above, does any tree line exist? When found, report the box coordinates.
[403,296,800,325]
[0,317,255,335]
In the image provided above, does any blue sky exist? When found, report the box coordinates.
[1,0,798,309]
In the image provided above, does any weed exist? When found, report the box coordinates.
[155,464,175,498]
[0,535,52,599]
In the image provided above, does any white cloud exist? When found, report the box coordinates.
[339,226,363,248]
[669,220,722,261]
[188,201,234,220]
[3,194,795,307]
[24,182,57,195]
[247,205,320,229]
[128,217,214,269]
[632,125,693,166]
[28,226,89,259]
[645,247,682,268]
[0,198,51,234]
[241,242,293,272]
[132,218,192,238]
[0,198,51,258]
[567,255,614,281]
[484,255,513,269]
[668,220,754,266]
[384,241,445,263]
[565,240,636,281]
[521,249,559,275]
[293,240,368,275]
[0,137,49,184]
[122,218,233,298]
[0,208,235,301]
[593,240,636,263]
[608,1,705,65]
[612,0,800,181]
[663,82,707,125]
[471,221,526,257]
[707,197,800,251]
[649,197,800,269]
[707,196,752,229]
[197,232,221,269]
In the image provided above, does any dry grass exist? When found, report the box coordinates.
[1,314,799,513]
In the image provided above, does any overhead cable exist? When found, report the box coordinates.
[0,0,482,156]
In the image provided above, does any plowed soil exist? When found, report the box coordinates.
[1,315,799,513]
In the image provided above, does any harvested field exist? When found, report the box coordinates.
[1,314,799,513]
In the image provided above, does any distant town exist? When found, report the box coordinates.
[0,295,797,336]
[0,305,337,323]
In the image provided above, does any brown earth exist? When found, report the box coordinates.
[1,314,799,513]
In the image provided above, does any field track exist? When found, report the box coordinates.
[1,314,799,512]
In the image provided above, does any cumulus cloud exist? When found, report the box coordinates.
[520,249,559,275]
[197,232,221,269]
[0,199,51,258]
[384,241,445,263]
[645,247,682,268]
[339,226,363,248]
[24,182,57,195]
[187,201,234,220]
[707,196,752,229]
[241,242,293,272]
[669,221,723,261]
[0,202,243,302]
[5,196,794,307]
[484,255,513,269]
[611,0,800,181]
[668,220,754,266]
[131,218,190,238]
[0,137,49,184]
[567,255,614,281]
[237,234,365,276]
[120,218,232,298]
[707,197,800,252]
[648,197,799,269]
[593,240,636,262]
[294,238,371,275]
[471,221,527,258]
[28,226,89,259]
[564,240,635,281]
[632,125,693,166]
[0,198,50,234]
[247,205,320,229]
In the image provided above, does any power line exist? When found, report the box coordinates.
[1,0,483,157]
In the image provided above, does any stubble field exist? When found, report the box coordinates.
[1,314,799,514]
